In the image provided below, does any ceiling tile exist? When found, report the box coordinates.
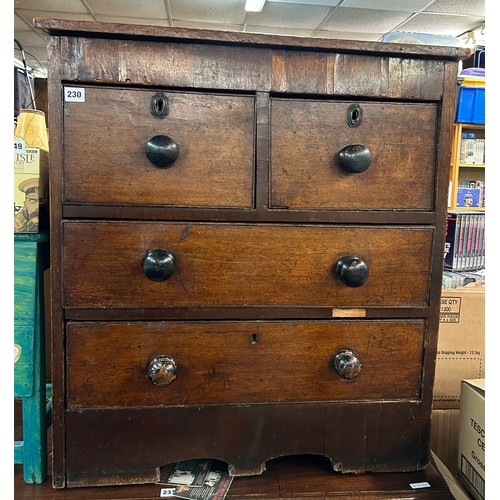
[245,25,314,36]
[322,7,411,33]
[20,10,94,23]
[398,12,484,36]
[170,0,247,25]
[316,29,382,41]
[14,0,89,13]
[95,15,170,25]
[267,0,339,5]
[13,29,46,46]
[341,0,431,12]
[245,2,331,29]
[424,0,485,17]
[86,0,167,18]
[173,20,243,31]
[14,14,33,30]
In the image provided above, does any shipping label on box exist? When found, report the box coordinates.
[14,148,49,233]
[458,379,485,500]
[434,283,485,409]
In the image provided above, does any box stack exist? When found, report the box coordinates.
[431,282,485,496]
[455,76,485,125]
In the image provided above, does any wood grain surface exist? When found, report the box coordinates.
[62,222,433,309]
[63,87,255,207]
[271,99,437,210]
[66,319,425,408]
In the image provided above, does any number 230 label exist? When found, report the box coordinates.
[64,87,85,102]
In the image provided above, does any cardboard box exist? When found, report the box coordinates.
[431,409,461,478]
[458,379,485,500]
[14,147,49,232]
[432,451,473,500]
[433,283,485,409]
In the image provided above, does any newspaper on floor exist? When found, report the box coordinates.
[158,459,233,500]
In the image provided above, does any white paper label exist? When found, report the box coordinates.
[160,487,176,497]
[409,481,431,489]
[14,139,25,153]
[64,87,85,102]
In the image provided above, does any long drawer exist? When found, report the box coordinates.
[271,99,437,211]
[62,221,433,309]
[63,87,255,208]
[67,320,425,408]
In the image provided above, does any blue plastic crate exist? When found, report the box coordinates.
[455,86,485,124]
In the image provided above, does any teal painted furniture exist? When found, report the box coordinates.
[14,232,51,483]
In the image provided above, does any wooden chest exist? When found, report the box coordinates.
[35,18,468,488]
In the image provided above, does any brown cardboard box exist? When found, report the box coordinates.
[432,451,473,500]
[14,147,49,232]
[431,409,461,478]
[457,379,485,500]
[433,283,485,409]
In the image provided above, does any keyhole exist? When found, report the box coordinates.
[347,104,363,128]
[150,93,169,118]
[155,99,164,114]
[251,333,259,344]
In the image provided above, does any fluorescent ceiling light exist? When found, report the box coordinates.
[245,0,266,12]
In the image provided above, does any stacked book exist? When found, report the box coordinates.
[444,212,485,272]
[457,180,485,208]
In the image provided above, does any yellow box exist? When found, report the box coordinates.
[14,147,49,233]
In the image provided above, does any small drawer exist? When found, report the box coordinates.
[62,221,433,309]
[270,99,438,211]
[63,87,255,208]
[66,320,425,408]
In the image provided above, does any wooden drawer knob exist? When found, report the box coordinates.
[145,134,178,168]
[142,249,176,282]
[338,144,371,173]
[147,355,177,387]
[334,255,368,287]
[333,349,362,380]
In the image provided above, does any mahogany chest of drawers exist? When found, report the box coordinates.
[35,18,468,488]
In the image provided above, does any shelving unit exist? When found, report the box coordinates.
[14,232,51,483]
[449,122,485,211]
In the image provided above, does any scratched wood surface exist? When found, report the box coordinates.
[271,99,438,210]
[66,319,425,408]
[62,222,433,309]
[63,87,255,208]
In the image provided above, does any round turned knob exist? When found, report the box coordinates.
[142,249,176,282]
[147,355,177,387]
[333,349,362,380]
[335,255,369,287]
[338,144,371,173]
[145,135,178,168]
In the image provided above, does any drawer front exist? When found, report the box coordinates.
[63,87,255,208]
[67,320,425,408]
[63,222,433,309]
[271,99,437,210]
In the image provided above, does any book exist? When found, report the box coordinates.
[456,188,481,208]
[444,212,485,272]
